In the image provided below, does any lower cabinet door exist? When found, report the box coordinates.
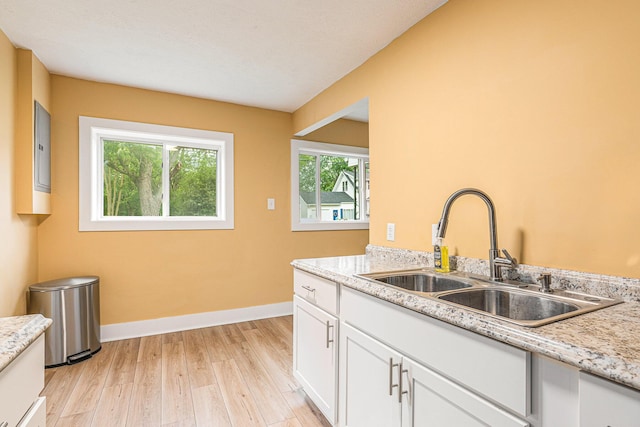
[293,296,338,425]
[402,357,529,427]
[17,397,46,427]
[340,323,402,427]
[579,371,640,427]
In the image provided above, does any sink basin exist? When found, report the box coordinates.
[356,268,622,327]
[360,271,472,293]
[438,288,621,327]
[438,288,579,321]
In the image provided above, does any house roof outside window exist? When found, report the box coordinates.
[299,191,354,205]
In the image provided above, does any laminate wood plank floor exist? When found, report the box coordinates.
[41,316,331,427]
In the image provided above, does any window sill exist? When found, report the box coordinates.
[79,217,234,232]
[292,221,369,232]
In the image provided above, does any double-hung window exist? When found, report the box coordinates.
[291,139,369,231]
[79,116,234,231]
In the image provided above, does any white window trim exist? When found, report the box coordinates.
[79,116,234,231]
[291,139,369,231]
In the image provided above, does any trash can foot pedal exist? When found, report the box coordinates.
[68,349,92,364]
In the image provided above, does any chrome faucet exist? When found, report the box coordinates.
[435,188,517,282]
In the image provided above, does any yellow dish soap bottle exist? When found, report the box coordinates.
[434,238,450,273]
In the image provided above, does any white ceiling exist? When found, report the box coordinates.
[0,0,446,114]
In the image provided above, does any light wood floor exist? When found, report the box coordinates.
[41,316,331,427]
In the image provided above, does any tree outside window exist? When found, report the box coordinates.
[79,116,233,231]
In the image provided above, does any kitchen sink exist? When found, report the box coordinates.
[363,271,472,293]
[438,288,580,325]
[356,269,623,327]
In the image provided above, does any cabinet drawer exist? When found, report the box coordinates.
[0,335,45,427]
[294,269,338,315]
[342,287,530,417]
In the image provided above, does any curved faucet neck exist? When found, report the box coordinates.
[436,188,498,251]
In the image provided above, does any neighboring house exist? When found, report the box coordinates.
[332,170,370,219]
[299,191,356,221]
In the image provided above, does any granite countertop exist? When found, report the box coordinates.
[0,314,52,373]
[292,253,640,391]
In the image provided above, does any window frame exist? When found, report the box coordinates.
[79,116,234,231]
[291,139,369,231]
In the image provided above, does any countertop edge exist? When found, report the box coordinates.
[291,257,640,391]
[0,314,52,373]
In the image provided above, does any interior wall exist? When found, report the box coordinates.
[293,0,640,278]
[299,118,369,148]
[38,75,368,325]
[15,49,52,215]
[0,31,39,316]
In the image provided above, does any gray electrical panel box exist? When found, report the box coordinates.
[34,100,51,193]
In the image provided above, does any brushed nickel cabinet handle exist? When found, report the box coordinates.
[389,357,399,396]
[399,362,409,402]
[301,285,316,293]
[325,321,334,348]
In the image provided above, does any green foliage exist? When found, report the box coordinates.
[299,154,350,192]
[169,147,217,216]
[103,140,163,216]
[298,154,316,193]
[103,140,217,217]
[320,155,349,191]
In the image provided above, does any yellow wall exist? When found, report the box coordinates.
[37,76,368,325]
[294,0,640,278]
[16,49,51,214]
[0,33,39,316]
[301,118,369,148]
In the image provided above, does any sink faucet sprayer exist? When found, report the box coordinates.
[436,188,517,282]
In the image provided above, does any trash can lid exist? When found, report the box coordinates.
[29,276,99,291]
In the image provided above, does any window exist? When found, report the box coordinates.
[291,139,369,231]
[79,116,234,231]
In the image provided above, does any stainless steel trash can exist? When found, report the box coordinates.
[28,276,101,367]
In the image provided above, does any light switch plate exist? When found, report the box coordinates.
[267,198,275,210]
[386,223,395,241]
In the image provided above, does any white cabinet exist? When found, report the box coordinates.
[17,397,46,427]
[293,269,339,425]
[340,286,531,418]
[579,371,640,427]
[340,324,402,427]
[0,335,46,427]
[294,269,338,314]
[341,323,528,427]
[293,296,338,424]
[529,354,580,426]
[403,357,528,426]
[293,268,640,427]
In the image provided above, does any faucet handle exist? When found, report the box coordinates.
[501,249,518,267]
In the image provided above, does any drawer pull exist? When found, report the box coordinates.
[325,321,334,348]
[389,358,399,396]
[301,285,316,293]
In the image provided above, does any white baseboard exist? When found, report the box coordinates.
[100,301,293,342]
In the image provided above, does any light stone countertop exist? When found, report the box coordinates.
[0,314,52,373]
[292,253,640,391]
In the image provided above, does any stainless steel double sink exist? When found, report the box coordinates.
[357,269,622,327]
